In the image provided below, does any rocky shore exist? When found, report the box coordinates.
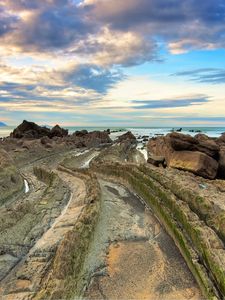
[147,131,225,179]
[0,120,225,299]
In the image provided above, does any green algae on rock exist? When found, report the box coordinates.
[91,161,224,299]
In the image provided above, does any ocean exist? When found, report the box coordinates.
[0,126,225,138]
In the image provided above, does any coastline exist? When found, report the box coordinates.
[1,125,225,138]
[0,121,224,299]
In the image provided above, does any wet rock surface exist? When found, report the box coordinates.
[84,180,201,300]
[1,128,224,299]
[0,170,85,300]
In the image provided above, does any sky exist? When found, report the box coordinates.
[0,0,225,127]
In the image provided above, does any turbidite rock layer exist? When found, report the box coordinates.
[147,132,224,179]
[0,148,23,203]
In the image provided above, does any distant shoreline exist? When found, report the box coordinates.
[1,125,225,138]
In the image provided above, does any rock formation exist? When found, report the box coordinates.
[11,120,51,139]
[49,124,68,138]
[147,132,223,179]
[11,120,68,139]
[71,130,112,147]
[116,131,137,144]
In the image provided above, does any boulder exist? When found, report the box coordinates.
[194,133,209,141]
[148,136,173,163]
[49,125,68,138]
[73,130,88,137]
[147,155,165,167]
[195,139,219,159]
[169,151,218,179]
[168,132,197,151]
[84,131,112,147]
[217,133,225,145]
[148,132,219,161]
[168,132,219,158]
[218,147,225,178]
[117,131,137,144]
[147,132,220,179]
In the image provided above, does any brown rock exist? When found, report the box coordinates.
[169,132,197,151]
[117,131,136,144]
[168,132,219,158]
[84,131,112,147]
[169,151,218,179]
[218,147,225,178]
[11,120,68,139]
[195,133,210,141]
[147,155,165,167]
[49,125,68,138]
[72,130,88,137]
[196,139,219,158]
[11,120,50,139]
[148,136,174,163]
[148,132,219,161]
[217,132,225,145]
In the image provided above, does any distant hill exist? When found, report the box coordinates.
[0,122,7,127]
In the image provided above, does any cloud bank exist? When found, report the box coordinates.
[0,0,224,125]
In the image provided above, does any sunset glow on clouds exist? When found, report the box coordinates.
[0,0,225,126]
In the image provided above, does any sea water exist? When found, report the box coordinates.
[0,126,224,138]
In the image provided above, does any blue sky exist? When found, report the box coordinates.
[0,0,225,126]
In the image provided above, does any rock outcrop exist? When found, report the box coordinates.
[71,130,112,148]
[116,131,137,144]
[49,125,68,138]
[147,132,220,179]
[11,120,50,139]
[84,131,112,147]
[71,130,112,147]
[11,120,68,139]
